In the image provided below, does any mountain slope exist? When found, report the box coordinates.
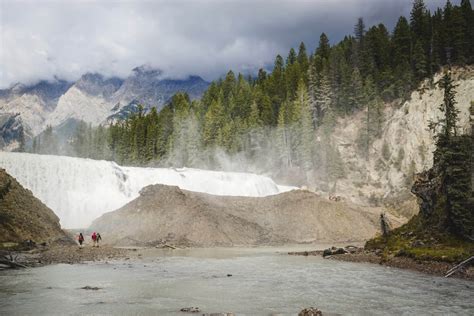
[0,67,209,150]
[0,169,70,247]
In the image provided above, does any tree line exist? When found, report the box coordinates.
[29,0,474,187]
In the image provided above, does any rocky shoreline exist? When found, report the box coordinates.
[289,247,474,281]
[3,242,472,282]
[0,244,131,268]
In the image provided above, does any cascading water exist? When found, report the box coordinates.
[0,152,294,228]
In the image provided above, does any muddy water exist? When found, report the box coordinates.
[0,248,472,315]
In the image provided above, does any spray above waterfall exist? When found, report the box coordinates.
[0,152,294,228]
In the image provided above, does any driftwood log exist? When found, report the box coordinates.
[445,256,474,278]
[0,253,27,269]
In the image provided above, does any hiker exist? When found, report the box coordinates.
[78,233,84,248]
[96,233,102,247]
[91,232,97,247]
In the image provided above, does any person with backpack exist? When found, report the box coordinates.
[91,232,97,247]
[96,233,102,247]
[78,233,84,248]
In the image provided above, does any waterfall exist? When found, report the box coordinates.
[0,152,293,228]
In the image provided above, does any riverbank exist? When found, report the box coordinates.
[4,242,472,282]
[0,244,131,268]
[288,248,474,280]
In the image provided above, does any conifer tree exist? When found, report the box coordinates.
[290,80,314,172]
[316,33,331,61]
[276,101,292,167]
[297,42,309,82]
[286,48,297,66]
[460,0,474,63]
[413,40,428,80]
[348,67,365,112]
[429,71,459,139]
[203,98,226,146]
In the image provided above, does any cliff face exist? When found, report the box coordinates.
[0,169,70,247]
[321,67,474,210]
[90,184,406,247]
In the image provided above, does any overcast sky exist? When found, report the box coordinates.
[0,0,455,88]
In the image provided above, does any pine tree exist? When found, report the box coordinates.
[314,65,333,127]
[297,42,309,82]
[392,16,414,98]
[316,33,331,61]
[267,55,286,116]
[413,40,428,80]
[276,101,292,167]
[429,71,459,139]
[460,0,474,63]
[203,98,226,146]
[286,48,297,66]
[353,17,370,73]
[348,67,365,112]
[292,80,314,172]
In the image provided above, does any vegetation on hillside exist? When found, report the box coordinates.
[28,0,473,187]
[366,71,474,262]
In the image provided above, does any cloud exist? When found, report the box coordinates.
[0,0,453,88]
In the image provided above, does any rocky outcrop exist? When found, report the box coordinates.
[0,169,71,248]
[90,184,406,247]
[319,67,474,209]
[0,80,72,138]
[0,113,27,150]
[299,308,323,316]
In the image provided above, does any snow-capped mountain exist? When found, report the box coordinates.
[0,66,209,150]
[0,80,72,137]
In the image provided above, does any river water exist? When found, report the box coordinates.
[0,248,472,315]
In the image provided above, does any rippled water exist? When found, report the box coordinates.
[0,248,472,315]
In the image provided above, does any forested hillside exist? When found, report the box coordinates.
[29,0,474,194]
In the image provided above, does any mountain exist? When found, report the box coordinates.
[0,67,209,150]
[0,80,73,138]
[90,184,405,247]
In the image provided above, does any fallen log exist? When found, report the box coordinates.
[163,244,177,249]
[445,256,474,278]
[0,259,27,269]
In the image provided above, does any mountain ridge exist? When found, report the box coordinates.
[0,66,210,150]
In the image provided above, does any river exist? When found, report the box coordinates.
[0,248,472,315]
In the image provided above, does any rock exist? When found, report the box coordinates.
[411,240,425,247]
[323,247,348,257]
[180,307,200,313]
[322,249,332,257]
[345,245,360,254]
[299,307,323,316]
[226,274,232,277]
[80,286,101,290]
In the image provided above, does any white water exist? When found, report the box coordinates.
[0,152,294,228]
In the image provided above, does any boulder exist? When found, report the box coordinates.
[299,307,323,316]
